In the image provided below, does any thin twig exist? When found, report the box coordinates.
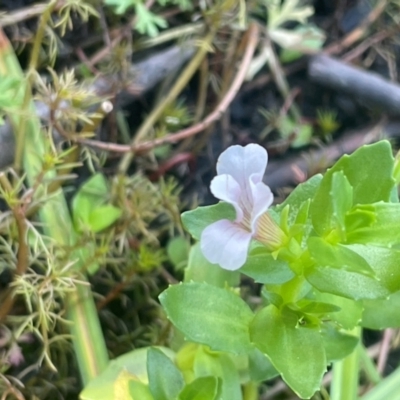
[325,0,388,55]
[377,329,394,375]
[342,28,399,62]
[0,1,64,28]
[117,26,219,173]
[87,0,155,67]
[80,23,260,155]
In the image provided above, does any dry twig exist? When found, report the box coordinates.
[81,23,260,155]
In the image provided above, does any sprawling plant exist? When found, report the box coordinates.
[159,141,400,399]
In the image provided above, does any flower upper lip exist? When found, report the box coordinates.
[200,144,274,270]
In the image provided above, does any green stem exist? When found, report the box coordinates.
[28,0,57,71]
[14,0,57,172]
[0,29,109,385]
[359,344,381,385]
[331,327,361,400]
[242,381,258,400]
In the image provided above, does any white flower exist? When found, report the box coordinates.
[201,144,277,270]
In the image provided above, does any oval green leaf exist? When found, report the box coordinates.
[250,306,326,399]
[159,282,254,354]
[178,376,219,400]
[250,305,326,399]
[147,348,184,400]
[88,205,122,233]
[181,203,235,240]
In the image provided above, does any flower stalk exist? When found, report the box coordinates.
[331,327,361,400]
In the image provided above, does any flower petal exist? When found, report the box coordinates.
[216,144,268,189]
[201,219,252,270]
[249,180,274,232]
[210,174,243,221]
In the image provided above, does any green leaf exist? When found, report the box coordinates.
[320,324,359,363]
[334,141,395,203]
[314,291,362,330]
[347,245,400,294]
[331,171,353,234]
[0,76,23,109]
[308,237,375,277]
[184,243,240,287]
[298,301,341,315]
[80,347,174,400]
[278,119,313,148]
[305,266,390,301]
[307,244,400,301]
[104,0,134,14]
[113,370,151,400]
[280,25,325,63]
[134,3,167,37]
[88,205,122,233]
[241,251,295,284]
[274,174,322,227]
[159,282,254,354]
[147,348,184,400]
[346,203,400,246]
[248,348,279,382]
[362,291,400,329]
[267,0,314,29]
[261,287,284,308]
[72,173,111,229]
[181,203,235,240]
[250,305,326,398]
[310,141,395,236]
[167,237,190,270]
[178,376,219,400]
[193,348,241,400]
[129,380,154,400]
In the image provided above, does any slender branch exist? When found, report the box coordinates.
[0,1,64,28]
[325,0,388,55]
[377,329,393,374]
[81,23,260,155]
[117,26,219,173]
[331,327,361,400]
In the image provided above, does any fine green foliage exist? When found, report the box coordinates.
[103,0,192,36]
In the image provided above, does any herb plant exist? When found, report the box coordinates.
[160,140,400,399]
